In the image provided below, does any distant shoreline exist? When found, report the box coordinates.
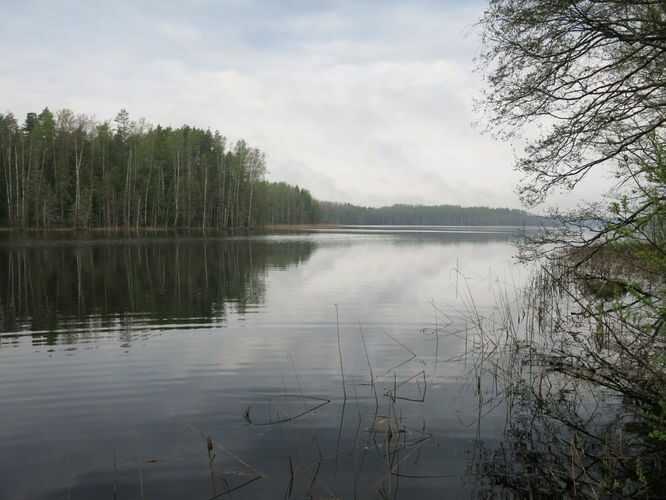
[263,224,341,230]
[0,224,342,234]
[0,222,545,234]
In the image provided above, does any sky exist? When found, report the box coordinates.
[0,0,609,209]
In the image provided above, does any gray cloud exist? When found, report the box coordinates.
[0,0,608,209]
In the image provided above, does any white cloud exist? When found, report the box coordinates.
[0,0,608,209]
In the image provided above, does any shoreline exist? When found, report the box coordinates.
[262,224,341,230]
[0,225,339,232]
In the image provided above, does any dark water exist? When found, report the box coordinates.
[0,228,526,499]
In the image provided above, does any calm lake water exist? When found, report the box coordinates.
[0,227,528,499]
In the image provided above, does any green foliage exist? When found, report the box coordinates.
[0,108,316,229]
[1,107,538,230]
[645,399,666,442]
[252,181,319,225]
[317,201,546,226]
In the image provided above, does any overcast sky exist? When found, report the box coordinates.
[0,0,609,209]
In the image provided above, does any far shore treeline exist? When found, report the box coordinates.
[0,108,545,229]
[316,202,546,226]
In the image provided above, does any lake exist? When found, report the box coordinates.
[0,227,528,499]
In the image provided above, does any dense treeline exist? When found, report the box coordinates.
[252,181,320,226]
[1,107,543,230]
[0,108,317,229]
[317,201,547,226]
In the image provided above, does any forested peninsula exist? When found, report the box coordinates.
[317,201,545,226]
[0,108,543,229]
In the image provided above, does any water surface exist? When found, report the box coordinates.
[0,227,526,499]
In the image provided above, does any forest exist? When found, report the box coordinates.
[317,201,546,226]
[0,108,318,229]
[0,108,543,229]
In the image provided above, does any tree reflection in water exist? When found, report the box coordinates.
[0,235,316,335]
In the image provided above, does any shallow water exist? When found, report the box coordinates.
[0,227,527,499]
